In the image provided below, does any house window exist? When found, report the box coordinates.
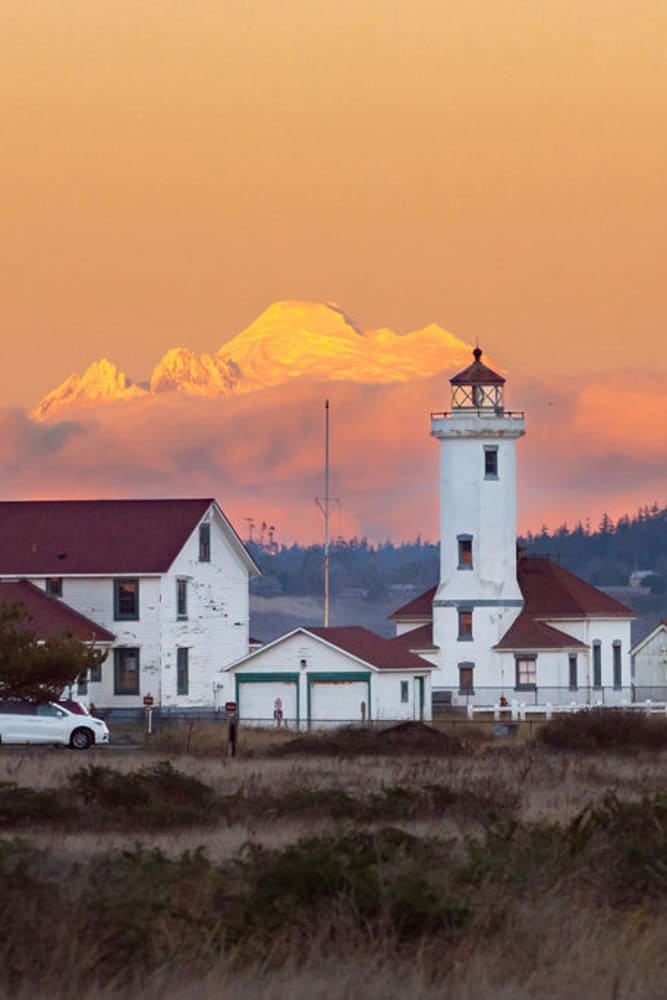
[90,661,102,683]
[515,655,537,690]
[77,676,88,695]
[177,579,188,618]
[114,579,139,620]
[400,680,409,703]
[177,647,189,696]
[484,447,498,479]
[199,523,211,562]
[568,654,578,690]
[45,578,62,597]
[592,641,602,688]
[114,648,140,695]
[458,608,473,640]
[458,662,474,694]
[613,642,622,689]
[457,535,473,569]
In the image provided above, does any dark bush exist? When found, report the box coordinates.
[270,722,465,757]
[0,781,72,826]
[68,760,218,827]
[564,793,667,904]
[537,708,667,751]
[229,828,470,950]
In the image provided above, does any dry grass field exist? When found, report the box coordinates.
[3,715,667,999]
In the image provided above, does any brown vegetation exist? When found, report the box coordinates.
[3,716,667,998]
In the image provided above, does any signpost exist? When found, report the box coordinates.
[143,693,155,739]
[273,697,284,728]
[225,701,238,757]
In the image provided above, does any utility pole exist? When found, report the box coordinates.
[316,399,337,626]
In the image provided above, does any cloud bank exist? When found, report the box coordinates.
[1,371,665,543]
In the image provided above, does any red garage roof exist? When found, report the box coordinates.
[0,498,215,574]
[307,626,434,671]
[493,612,587,651]
[518,557,633,619]
[0,580,114,642]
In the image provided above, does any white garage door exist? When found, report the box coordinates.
[238,680,298,724]
[310,680,369,724]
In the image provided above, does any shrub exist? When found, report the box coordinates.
[68,760,218,827]
[229,828,470,951]
[0,781,72,826]
[270,722,465,757]
[537,708,667,751]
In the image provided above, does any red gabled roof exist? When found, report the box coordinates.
[307,626,434,671]
[0,499,214,574]
[494,612,587,651]
[389,623,438,653]
[0,580,114,642]
[518,557,634,619]
[388,586,436,621]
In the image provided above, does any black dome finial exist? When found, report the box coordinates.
[473,346,482,362]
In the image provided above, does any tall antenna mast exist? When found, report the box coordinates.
[315,399,337,626]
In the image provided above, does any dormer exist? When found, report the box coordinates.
[450,348,505,412]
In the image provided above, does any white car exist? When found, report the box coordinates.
[0,701,110,750]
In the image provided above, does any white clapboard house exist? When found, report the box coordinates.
[0,499,259,713]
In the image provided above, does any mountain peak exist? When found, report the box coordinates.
[33,358,147,420]
[33,302,479,419]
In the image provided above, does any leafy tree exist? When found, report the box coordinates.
[0,602,106,703]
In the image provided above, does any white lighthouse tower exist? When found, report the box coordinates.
[430,348,525,694]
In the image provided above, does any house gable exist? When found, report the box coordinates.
[630,621,667,657]
[227,626,434,675]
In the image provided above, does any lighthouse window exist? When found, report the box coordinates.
[457,535,473,569]
[458,608,473,640]
[484,447,498,479]
[458,662,475,694]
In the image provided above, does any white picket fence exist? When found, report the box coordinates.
[466,699,667,722]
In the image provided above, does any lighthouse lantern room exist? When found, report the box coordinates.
[450,346,506,411]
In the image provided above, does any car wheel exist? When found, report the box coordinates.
[70,727,94,750]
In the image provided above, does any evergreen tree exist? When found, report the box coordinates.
[0,603,106,703]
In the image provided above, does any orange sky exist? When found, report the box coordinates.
[2,0,667,409]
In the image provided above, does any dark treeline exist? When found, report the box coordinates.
[248,536,439,599]
[249,503,667,599]
[521,503,667,591]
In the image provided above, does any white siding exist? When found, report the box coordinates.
[632,625,667,696]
